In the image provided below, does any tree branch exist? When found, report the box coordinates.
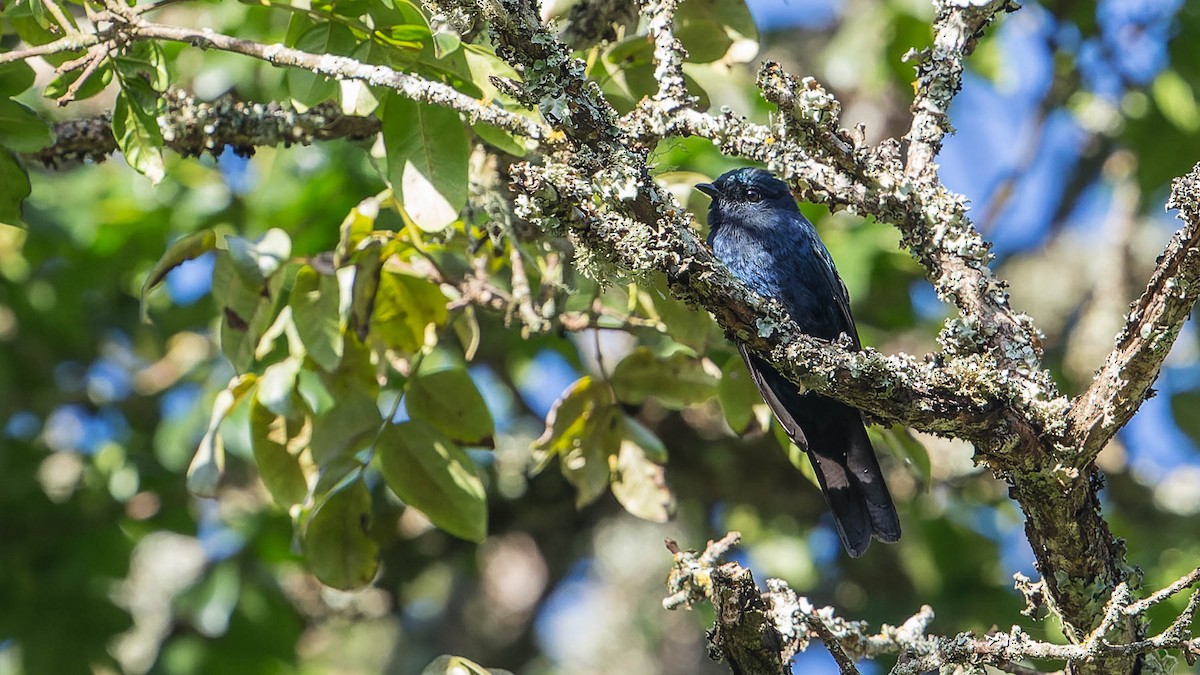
[5,10,551,143]
[664,535,1200,675]
[509,162,1017,442]
[1068,161,1200,460]
[24,93,380,168]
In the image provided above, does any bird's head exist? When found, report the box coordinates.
[696,168,799,234]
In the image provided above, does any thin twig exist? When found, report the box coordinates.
[807,610,861,675]
[55,44,109,106]
[1127,567,1200,615]
[41,0,80,35]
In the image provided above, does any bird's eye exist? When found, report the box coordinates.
[746,188,762,203]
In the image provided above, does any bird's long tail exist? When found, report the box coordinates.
[739,347,900,557]
[797,397,901,557]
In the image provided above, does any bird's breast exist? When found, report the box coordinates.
[711,226,843,341]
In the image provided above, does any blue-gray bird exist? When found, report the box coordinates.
[697,168,900,557]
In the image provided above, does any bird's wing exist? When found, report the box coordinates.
[738,344,807,451]
[811,237,862,351]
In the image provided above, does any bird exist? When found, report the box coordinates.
[697,167,900,557]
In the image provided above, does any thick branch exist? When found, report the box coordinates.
[510,163,1016,444]
[1068,161,1200,459]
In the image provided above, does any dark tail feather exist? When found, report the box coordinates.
[738,348,900,557]
[797,401,900,556]
[800,415,874,557]
[838,407,901,543]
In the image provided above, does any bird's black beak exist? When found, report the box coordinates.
[695,182,720,199]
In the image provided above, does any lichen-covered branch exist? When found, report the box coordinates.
[1068,161,1200,460]
[510,162,1015,442]
[25,93,380,168]
[5,9,551,142]
[664,536,1200,675]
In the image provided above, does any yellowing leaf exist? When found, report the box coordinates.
[187,374,256,498]
[534,376,620,507]
[371,271,448,354]
[610,416,675,523]
[421,655,514,675]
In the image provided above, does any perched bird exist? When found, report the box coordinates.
[697,168,900,557]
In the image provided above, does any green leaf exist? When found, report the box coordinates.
[383,95,469,232]
[431,29,461,58]
[0,61,36,97]
[140,230,218,321]
[371,271,448,353]
[187,374,257,498]
[301,478,379,589]
[290,265,345,372]
[0,98,53,152]
[297,367,336,415]
[420,656,514,675]
[610,415,675,523]
[471,122,529,157]
[114,41,169,91]
[212,252,274,372]
[226,228,292,283]
[257,356,302,417]
[374,23,433,49]
[717,355,758,434]
[378,420,487,542]
[1153,69,1200,133]
[610,347,718,409]
[647,278,715,351]
[309,384,380,465]
[606,34,653,66]
[112,81,165,184]
[620,415,668,463]
[349,241,384,341]
[44,61,113,103]
[676,18,733,63]
[0,149,31,227]
[287,23,358,109]
[677,0,758,47]
[249,397,310,508]
[533,376,619,507]
[406,368,494,444]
